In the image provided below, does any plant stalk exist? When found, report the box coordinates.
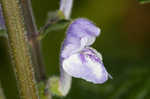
[1,0,39,99]
[0,83,5,99]
[20,0,46,82]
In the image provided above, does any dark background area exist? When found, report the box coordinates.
[0,0,150,99]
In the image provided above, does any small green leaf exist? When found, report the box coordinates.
[36,10,70,41]
[47,10,65,20]
[47,76,63,96]
[44,19,70,33]
[37,19,70,40]
[0,29,7,38]
[57,10,65,19]
[138,0,150,4]
[38,82,51,99]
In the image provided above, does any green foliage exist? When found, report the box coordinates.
[67,66,150,99]
[38,82,47,99]
[0,29,7,38]
[47,11,65,20]
[106,67,150,99]
[37,19,70,40]
[138,0,150,4]
[0,83,5,99]
[48,76,62,96]
[37,10,70,40]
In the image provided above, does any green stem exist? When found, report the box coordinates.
[20,0,46,82]
[1,0,39,99]
[20,0,51,99]
[0,83,5,99]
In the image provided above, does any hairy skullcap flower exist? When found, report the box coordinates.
[61,18,111,84]
[0,4,5,29]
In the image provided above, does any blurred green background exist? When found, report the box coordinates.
[0,0,150,99]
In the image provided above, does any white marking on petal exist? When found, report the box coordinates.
[85,55,108,83]
[81,36,96,47]
[59,70,72,96]
[61,44,82,58]
[63,53,84,77]
[62,47,109,84]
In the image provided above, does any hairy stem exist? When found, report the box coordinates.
[20,0,46,82]
[20,0,51,99]
[1,0,39,99]
[0,83,5,99]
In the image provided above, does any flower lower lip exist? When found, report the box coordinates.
[62,47,109,84]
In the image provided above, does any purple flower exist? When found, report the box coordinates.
[60,18,111,84]
[59,0,73,19]
[0,4,5,29]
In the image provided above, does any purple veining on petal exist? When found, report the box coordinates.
[0,4,5,29]
[81,48,108,82]
[87,54,100,63]
[79,53,86,63]
[81,47,103,63]
[62,47,109,84]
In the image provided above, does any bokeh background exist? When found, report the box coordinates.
[0,0,150,99]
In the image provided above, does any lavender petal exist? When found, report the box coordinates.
[67,18,100,37]
[60,18,110,85]
[59,0,73,19]
[61,18,101,58]
[62,47,109,84]
[0,4,5,29]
